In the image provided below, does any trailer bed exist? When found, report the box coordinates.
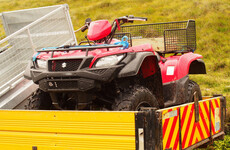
[0,96,226,150]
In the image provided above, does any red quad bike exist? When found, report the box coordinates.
[24,15,206,110]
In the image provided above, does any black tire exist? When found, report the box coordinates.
[25,89,52,110]
[187,80,202,102]
[112,86,159,111]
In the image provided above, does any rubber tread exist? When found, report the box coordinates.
[112,86,159,111]
[25,89,52,110]
[187,80,202,102]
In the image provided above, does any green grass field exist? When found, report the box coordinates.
[0,0,229,148]
[1,0,229,101]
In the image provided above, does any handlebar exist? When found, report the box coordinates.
[73,18,91,32]
[117,15,147,23]
[75,15,147,33]
[81,18,92,32]
[81,25,88,32]
[127,16,148,21]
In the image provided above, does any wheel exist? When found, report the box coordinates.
[25,89,52,110]
[112,86,159,111]
[187,80,202,102]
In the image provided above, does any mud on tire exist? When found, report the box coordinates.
[25,89,52,110]
[112,86,159,111]
[187,80,202,102]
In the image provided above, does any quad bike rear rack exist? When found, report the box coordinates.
[116,20,196,54]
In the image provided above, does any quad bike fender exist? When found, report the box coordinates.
[160,52,206,83]
[189,59,206,74]
[118,52,160,78]
[177,53,206,77]
[118,52,164,108]
[24,61,32,80]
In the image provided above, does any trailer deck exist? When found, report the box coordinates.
[0,96,226,150]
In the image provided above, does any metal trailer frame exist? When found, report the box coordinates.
[0,4,77,108]
[0,96,226,150]
[154,96,226,150]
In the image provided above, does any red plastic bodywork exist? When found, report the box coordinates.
[36,43,202,84]
[159,52,203,84]
[141,56,157,78]
[36,43,154,68]
[87,20,112,41]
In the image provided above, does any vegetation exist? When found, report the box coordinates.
[212,135,230,150]
[0,0,229,148]
[1,0,229,99]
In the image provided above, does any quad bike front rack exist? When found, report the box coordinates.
[36,44,123,57]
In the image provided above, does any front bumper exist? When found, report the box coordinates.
[31,64,123,92]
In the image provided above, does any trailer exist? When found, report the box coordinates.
[0,5,227,150]
[0,95,226,150]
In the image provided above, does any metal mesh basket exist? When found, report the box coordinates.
[0,5,76,96]
[116,20,196,53]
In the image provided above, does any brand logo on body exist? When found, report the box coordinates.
[62,62,67,68]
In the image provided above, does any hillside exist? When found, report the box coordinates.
[0,0,229,98]
[0,0,229,146]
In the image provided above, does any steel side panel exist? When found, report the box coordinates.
[210,98,221,135]
[180,99,210,149]
[157,97,223,150]
[161,107,180,150]
[0,110,136,150]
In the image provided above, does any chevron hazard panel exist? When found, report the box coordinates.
[162,107,180,150]
[180,100,210,149]
[158,96,224,150]
[211,98,221,135]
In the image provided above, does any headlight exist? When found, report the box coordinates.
[94,54,125,68]
[37,59,47,69]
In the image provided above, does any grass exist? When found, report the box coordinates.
[0,0,229,148]
[197,135,230,150]
[212,134,230,150]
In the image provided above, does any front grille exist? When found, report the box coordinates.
[48,59,82,72]
[47,81,78,89]
[89,69,107,74]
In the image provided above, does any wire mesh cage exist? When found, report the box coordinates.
[0,5,76,96]
[116,20,196,53]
